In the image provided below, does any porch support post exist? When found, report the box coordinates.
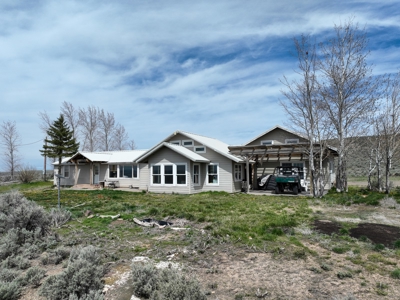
[246,157,250,193]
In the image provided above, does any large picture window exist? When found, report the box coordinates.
[110,164,139,179]
[234,164,242,181]
[207,164,219,185]
[151,163,187,185]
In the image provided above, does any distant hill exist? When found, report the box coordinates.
[329,136,400,177]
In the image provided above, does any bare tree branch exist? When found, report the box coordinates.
[0,120,21,178]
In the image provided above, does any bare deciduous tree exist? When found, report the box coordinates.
[38,111,53,135]
[61,101,80,141]
[0,121,21,178]
[79,106,99,152]
[380,72,400,193]
[128,139,136,150]
[281,35,329,197]
[98,109,115,151]
[113,124,129,150]
[318,20,382,192]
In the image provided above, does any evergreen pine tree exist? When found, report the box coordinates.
[40,114,79,174]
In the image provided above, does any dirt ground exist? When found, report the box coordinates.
[101,201,400,300]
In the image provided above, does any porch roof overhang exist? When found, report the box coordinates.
[228,143,338,162]
[68,152,111,164]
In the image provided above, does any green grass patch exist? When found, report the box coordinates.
[323,187,386,206]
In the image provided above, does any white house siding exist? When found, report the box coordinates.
[147,147,191,194]
[193,149,234,193]
[247,128,308,146]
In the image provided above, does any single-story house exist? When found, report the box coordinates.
[54,126,338,193]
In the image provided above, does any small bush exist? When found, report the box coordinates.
[337,271,353,279]
[374,244,385,252]
[0,281,22,300]
[393,240,400,249]
[391,268,400,279]
[18,165,39,183]
[24,266,46,287]
[131,263,206,300]
[39,246,104,300]
[49,207,72,228]
[0,191,50,235]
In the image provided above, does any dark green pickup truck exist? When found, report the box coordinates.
[274,166,303,195]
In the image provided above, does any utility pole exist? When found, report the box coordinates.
[43,137,47,181]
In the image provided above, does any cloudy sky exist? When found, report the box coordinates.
[1,0,399,171]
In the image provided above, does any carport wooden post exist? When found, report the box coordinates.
[246,157,250,193]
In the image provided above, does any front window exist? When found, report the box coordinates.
[176,164,186,184]
[152,165,161,184]
[63,165,70,178]
[193,164,200,185]
[261,140,273,145]
[182,140,194,147]
[119,165,132,178]
[234,164,242,181]
[109,165,117,178]
[164,165,173,184]
[207,164,219,185]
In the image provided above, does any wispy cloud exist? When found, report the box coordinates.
[0,0,399,168]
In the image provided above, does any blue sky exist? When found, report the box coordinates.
[1,0,399,171]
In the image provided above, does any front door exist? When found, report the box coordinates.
[93,164,100,184]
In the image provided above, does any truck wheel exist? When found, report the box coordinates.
[275,186,280,194]
[293,185,298,195]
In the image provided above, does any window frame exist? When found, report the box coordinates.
[260,140,273,145]
[150,163,188,186]
[170,140,181,145]
[176,164,187,185]
[182,140,194,147]
[206,163,219,185]
[234,164,242,182]
[109,164,139,179]
[193,164,200,186]
[285,138,299,144]
[63,165,70,178]
[194,146,206,153]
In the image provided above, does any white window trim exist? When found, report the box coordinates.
[194,146,206,153]
[193,164,200,186]
[112,164,140,179]
[164,164,174,185]
[150,163,187,186]
[63,165,70,178]
[260,140,273,145]
[234,164,243,182]
[170,140,181,145]
[182,139,194,147]
[285,138,299,144]
[151,164,162,185]
[206,163,219,185]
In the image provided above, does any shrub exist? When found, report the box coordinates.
[18,165,39,183]
[49,207,72,228]
[39,246,104,300]
[391,268,400,279]
[24,266,46,287]
[131,263,206,300]
[0,281,22,300]
[0,191,50,235]
[1,255,30,270]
